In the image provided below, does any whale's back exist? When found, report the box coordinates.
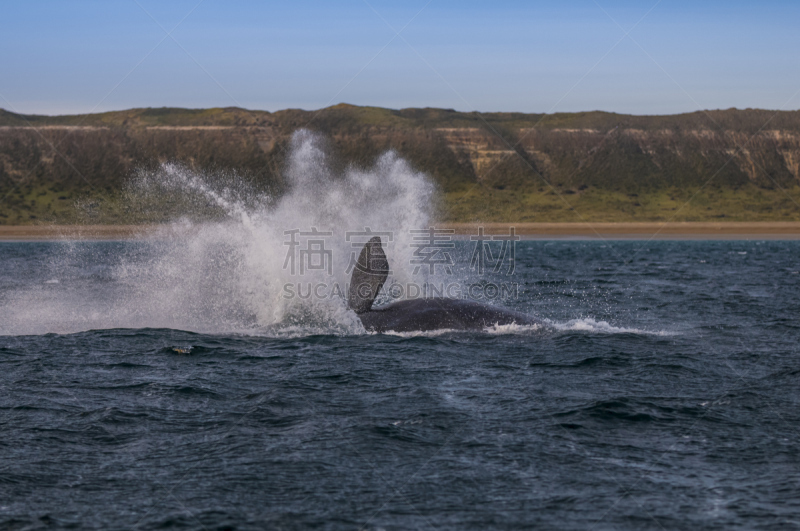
[359,298,538,333]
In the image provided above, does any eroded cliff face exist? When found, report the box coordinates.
[3,122,800,191]
[434,128,517,178]
[437,126,800,190]
[2,105,800,222]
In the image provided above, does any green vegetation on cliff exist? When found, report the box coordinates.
[1,104,799,224]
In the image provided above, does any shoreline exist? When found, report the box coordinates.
[2,222,800,241]
[443,222,800,240]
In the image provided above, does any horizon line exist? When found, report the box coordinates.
[2,103,798,120]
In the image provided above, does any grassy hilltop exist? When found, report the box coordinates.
[1,104,800,224]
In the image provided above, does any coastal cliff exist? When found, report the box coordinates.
[2,105,800,223]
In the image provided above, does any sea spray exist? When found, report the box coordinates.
[0,130,439,335]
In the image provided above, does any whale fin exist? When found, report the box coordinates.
[348,236,389,314]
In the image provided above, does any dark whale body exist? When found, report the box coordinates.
[349,237,539,333]
[359,298,539,333]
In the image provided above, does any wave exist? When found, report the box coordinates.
[373,318,670,338]
[546,318,676,336]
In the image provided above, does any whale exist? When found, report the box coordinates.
[348,236,539,332]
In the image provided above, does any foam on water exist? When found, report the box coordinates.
[385,322,545,338]
[382,328,461,338]
[546,317,675,336]
[484,322,544,334]
[381,320,672,338]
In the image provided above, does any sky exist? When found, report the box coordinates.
[1,0,799,116]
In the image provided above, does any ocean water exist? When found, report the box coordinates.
[2,132,800,529]
[2,238,799,530]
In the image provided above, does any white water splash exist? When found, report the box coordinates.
[483,322,543,334]
[382,328,461,338]
[0,131,665,338]
[0,130,437,336]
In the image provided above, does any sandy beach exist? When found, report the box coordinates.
[0,225,158,241]
[2,222,800,241]
[443,222,800,239]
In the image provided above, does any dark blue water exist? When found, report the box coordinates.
[2,240,799,530]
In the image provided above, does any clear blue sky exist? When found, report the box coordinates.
[1,0,798,115]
